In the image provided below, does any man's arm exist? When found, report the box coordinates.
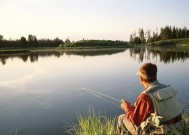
[121,99,135,112]
[121,93,154,126]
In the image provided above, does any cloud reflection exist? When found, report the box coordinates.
[0,69,48,91]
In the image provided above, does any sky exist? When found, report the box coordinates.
[0,0,189,41]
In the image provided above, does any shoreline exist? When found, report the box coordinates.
[0,46,131,56]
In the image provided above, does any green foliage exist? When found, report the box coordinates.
[64,48,126,56]
[148,38,189,46]
[65,38,71,44]
[67,109,118,135]
[170,111,189,135]
[68,108,189,135]
[0,49,30,55]
[0,35,64,49]
[0,129,18,135]
[129,26,189,45]
[0,35,3,41]
[182,111,189,135]
[0,34,128,49]
[139,28,146,43]
[60,40,129,48]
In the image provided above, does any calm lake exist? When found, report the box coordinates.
[0,47,189,135]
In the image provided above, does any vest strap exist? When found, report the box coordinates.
[162,114,182,125]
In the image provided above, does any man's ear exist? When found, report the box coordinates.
[140,76,145,83]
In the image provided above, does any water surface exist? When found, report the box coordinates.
[0,47,189,135]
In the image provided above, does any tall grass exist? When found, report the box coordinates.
[0,129,18,135]
[170,112,189,135]
[67,109,118,135]
[67,109,189,135]
[182,111,189,135]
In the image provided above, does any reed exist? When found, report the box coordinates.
[182,111,189,135]
[67,109,118,135]
[0,129,18,135]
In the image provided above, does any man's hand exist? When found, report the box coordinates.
[121,99,133,112]
[121,99,128,111]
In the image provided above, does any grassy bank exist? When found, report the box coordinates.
[67,110,118,135]
[0,44,131,56]
[0,49,30,55]
[68,110,189,135]
[0,129,18,135]
[59,40,131,49]
[148,38,189,46]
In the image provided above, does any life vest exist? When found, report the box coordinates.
[143,82,183,124]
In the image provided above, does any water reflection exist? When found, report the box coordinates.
[64,48,126,56]
[0,49,126,65]
[1,47,189,65]
[129,47,189,63]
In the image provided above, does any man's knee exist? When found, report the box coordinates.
[118,114,126,122]
[117,114,138,135]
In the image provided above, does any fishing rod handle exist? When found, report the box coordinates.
[121,99,125,103]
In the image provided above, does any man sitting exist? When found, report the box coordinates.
[117,63,184,135]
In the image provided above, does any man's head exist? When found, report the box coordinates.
[137,63,157,84]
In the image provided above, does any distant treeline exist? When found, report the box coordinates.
[59,39,129,48]
[0,34,129,49]
[1,47,189,65]
[129,26,189,45]
[0,34,64,49]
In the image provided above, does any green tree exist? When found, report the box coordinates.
[182,27,186,38]
[28,34,37,47]
[53,37,64,47]
[129,34,134,45]
[172,26,176,39]
[160,26,171,40]
[152,27,159,41]
[28,34,37,42]
[178,28,182,38]
[0,35,3,40]
[138,28,146,43]
[20,36,27,48]
[133,37,141,44]
[145,30,151,43]
[185,28,189,37]
[65,38,70,44]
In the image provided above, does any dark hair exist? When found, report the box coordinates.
[139,63,157,83]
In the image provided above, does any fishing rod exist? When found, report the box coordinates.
[82,88,121,103]
[82,88,123,107]
[82,88,120,107]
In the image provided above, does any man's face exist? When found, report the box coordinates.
[139,76,142,85]
[139,76,145,88]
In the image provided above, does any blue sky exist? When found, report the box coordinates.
[0,0,189,41]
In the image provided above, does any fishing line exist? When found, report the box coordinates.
[81,88,121,107]
[82,88,121,103]
[82,89,120,107]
